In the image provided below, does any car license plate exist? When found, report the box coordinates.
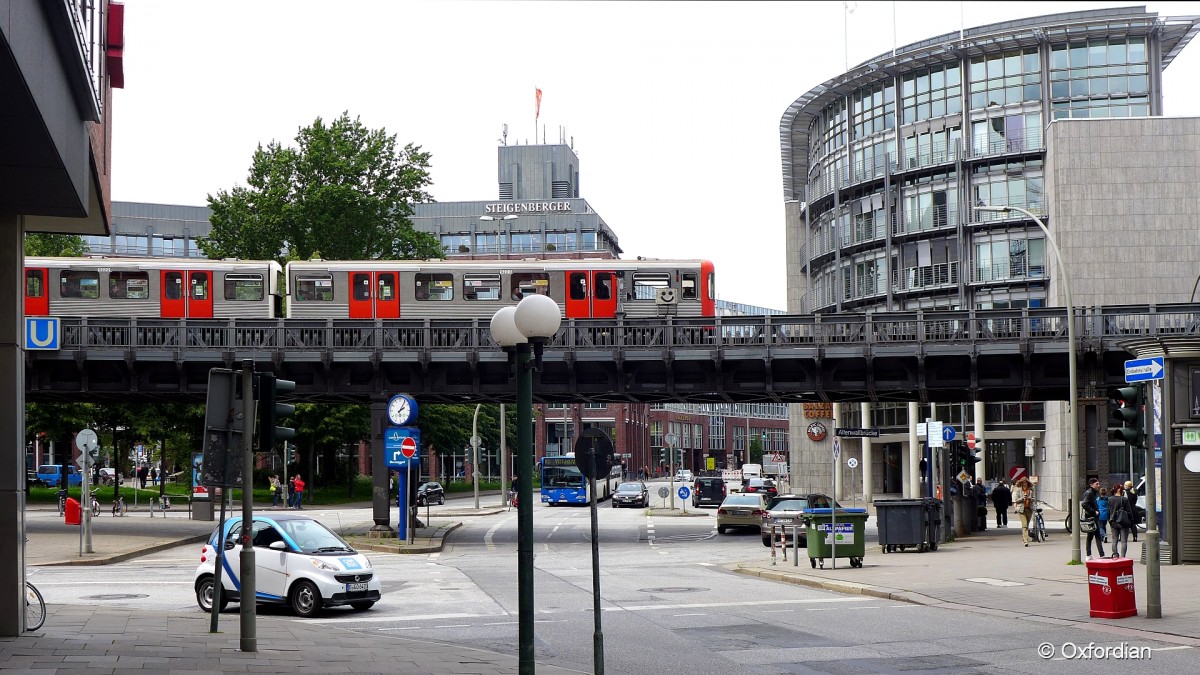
[773,517,790,524]
[731,509,747,516]
[346,582,368,592]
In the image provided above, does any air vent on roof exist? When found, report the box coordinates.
[499,183,513,200]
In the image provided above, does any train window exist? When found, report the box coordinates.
[190,273,209,300]
[352,273,371,301]
[224,274,265,301]
[681,273,697,300]
[708,271,715,300]
[631,272,671,300]
[109,271,150,299]
[60,271,100,299]
[510,273,549,300]
[596,273,613,301]
[26,270,44,298]
[165,272,183,300]
[295,274,333,301]
[463,273,500,301]
[378,273,396,301]
[569,272,587,300]
[415,273,454,301]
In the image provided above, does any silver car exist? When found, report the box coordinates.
[716,493,766,534]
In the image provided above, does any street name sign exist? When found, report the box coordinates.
[1125,357,1164,383]
[835,428,880,438]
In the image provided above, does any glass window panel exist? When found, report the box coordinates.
[1006,86,1021,105]
[987,57,1003,79]
[1051,46,1068,69]
[164,272,183,300]
[1128,38,1146,64]
[1090,77,1109,95]
[352,273,371,301]
[1089,42,1108,66]
[1024,84,1040,102]
[1004,53,1020,76]
[107,271,149,299]
[510,273,549,300]
[295,274,333,301]
[378,273,395,301]
[223,274,264,301]
[568,272,587,300]
[1070,78,1089,97]
[1070,43,1088,68]
[26,269,44,298]
[596,272,614,300]
[1023,51,1039,74]
[931,69,944,89]
[1110,75,1128,95]
[1129,75,1148,94]
[1051,80,1069,98]
[189,273,209,300]
[969,58,986,82]
[917,72,930,94]
[414,273,454,301]
[931,99,945,118]
[1131,102,1149,116]
[463,273,500,301]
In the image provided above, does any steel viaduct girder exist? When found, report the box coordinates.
[24,305,1200,404]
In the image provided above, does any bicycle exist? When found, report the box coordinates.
[24,581,45,631]
[150,495,171,517]
[89,490,100,517]
[1030,499,1050,543]
[57,489,67,517]
[112,494,127,517]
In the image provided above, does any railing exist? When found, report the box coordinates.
[968,127,1044,160]
[892,204,958,236]
[967,261,1048,284]
[892,261,960,293]
[40,304,1200,355]
[970,198,1047,222]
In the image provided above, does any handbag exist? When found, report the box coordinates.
[1079,515,1097,533]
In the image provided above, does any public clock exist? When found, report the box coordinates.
[387,394,418,426]
[806,422,828,442]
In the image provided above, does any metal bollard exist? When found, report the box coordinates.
[770,524,777,565]
[781,524,788,561]
[793,523,801,567]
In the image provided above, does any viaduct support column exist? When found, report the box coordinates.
[907,402,920,498]
[861,402,873,504]
[0,215,25,635]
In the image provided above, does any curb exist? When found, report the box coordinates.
[350,522,462,555]
[35,533,210,567]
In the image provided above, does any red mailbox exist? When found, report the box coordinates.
[1086,557,1137,619]
[64,497,81,526]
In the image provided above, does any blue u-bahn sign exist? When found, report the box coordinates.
[25,317,59,350]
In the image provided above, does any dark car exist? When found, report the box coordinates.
[416,481,445,506]
[611,481,649,508]
[743,478,778,499]
[761,493,839,547]
[692,476,726,508]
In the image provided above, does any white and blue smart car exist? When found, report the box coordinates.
[194,513,381,617]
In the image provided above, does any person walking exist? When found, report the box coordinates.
[1096,486,1110,543]
[1081,477,1106,559]
[288,474,297,507]
[1108,482,1134,558]
[1013,477,1034,547]
[973,478,988,531]
[269,475,281,508]
[291,470,304,506]
[990,479,1012,528]
[1124,480,1143,542]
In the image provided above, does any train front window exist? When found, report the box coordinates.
[352,273,371,301]
[164,272,183,300]
[190,273,209,300]
[415,273,454,301]
[109,271,150,299]
[511,273,549,300]
[26,270,44,298]
[60,271,99,299]
[708,271,715,300]
[681,273,697,300]
[295,274,333,301]
[631,272,671,300]
[463,273,500,301]
[224,274,265,301]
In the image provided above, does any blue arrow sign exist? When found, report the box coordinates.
[942,426,957,442]
[385,427,421,469]
[678,486,691,500]
[1125,357,1165,383]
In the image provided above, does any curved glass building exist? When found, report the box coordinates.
[780,7,1200,507]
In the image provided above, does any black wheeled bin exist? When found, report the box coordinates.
[873,498,941,553]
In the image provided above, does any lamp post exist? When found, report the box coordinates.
[490,294,562,675]
[480,214,519,259]
[975,204,1081,564]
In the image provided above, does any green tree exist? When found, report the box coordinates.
[201,111,444,263]
[25,233,88,257]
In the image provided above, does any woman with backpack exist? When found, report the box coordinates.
[1108,482,1134,558]
[1096,486,1109,544]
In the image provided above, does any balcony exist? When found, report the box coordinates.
[967,261,1047,285]
[892,204,958,237]
[893,261,960,293]
[969,197,1046,223]
[967,127,1044,161]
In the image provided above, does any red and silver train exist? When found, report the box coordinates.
[23,257,716,320]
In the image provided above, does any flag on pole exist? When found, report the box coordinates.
[535,88,543,121]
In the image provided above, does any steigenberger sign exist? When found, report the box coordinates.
[484,201,572,214]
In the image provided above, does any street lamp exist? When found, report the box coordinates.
[490,293,562,674]
[480,214,519,259]
[975,204,1081,564]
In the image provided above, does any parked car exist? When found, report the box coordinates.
[26,470,45,488]
[35,464,82,487]
[716,493,767,534]
[195,513,381,618]
[416,481,445,506]
[743,477,778,498]
[96,468,120,485]
[674,470,694,482]
[611,481,649,508]
[760,493,840,547]
[692,476,726,508]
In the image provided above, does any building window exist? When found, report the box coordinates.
[709,416,726,451]
[968,48,1040,110]
[851,81,896,139]
[547,232,575,251]
[902,63,962,123]
[414,273,454,301]
[974,238,1045,282]
[295,274,333,301]
[902,126,961,168]
[510,233,543,253]
[60,271,99,299]
[1049,38,1150,119]
[972,161,1044,213]
[902,185,957,232]
[224,273,265,301]
[463,273,501,301]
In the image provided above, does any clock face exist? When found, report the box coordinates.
[388,395,416,425]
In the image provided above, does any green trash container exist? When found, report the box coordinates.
[804,507,869,569]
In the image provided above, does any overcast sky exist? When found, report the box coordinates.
[112,1,1200,311]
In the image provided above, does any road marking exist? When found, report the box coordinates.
[606,597,872,612]
[485,517,514,551]
[964,577,1027,587]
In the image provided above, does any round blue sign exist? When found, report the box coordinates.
[942,426,957,442]
[678,486,691,500]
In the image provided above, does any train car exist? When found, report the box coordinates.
[23,257,284,319]
[284,258,716,320]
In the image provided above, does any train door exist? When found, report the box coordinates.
[160,269,213,318]
[24,266,49,316]
[347,271,400,319]
[563,270,617,319]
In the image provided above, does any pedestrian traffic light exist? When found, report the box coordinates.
[659,447,667,464]
[285,442,297,465]
[1110,385,1145,448]
[675,448,685,465]
[258,372,297,455]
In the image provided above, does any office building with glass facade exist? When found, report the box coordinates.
[780,7,1200,506]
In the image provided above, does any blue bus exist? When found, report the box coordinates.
[540,454,622,506]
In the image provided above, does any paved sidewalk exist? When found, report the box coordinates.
[731,509,1200,646]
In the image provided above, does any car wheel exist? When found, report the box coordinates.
[717,525,727,534]
[289,580,322,618]
[762,536,771,547]
[351,601,375,611]
[438,494,445,505]
[417,497,426,507]
[195,576,228,613]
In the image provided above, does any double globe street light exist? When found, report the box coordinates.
[489,293,562,675]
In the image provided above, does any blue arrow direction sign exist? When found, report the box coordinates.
[1125,357,1165,383]
[677,486,691,500]
[942,426,957,442]
[385,427,421,469]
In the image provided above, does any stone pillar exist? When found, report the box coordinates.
[832,403,843,499]
[0,216,25,635]
[907,402,920,498]
[861,402,873,504]
[370,397,393,535]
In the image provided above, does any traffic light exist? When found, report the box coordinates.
[285,442,297,465]
[1111,385,1145,448]
[676,448,685,465]
[659,447,668,465]
[258,372,297,455]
